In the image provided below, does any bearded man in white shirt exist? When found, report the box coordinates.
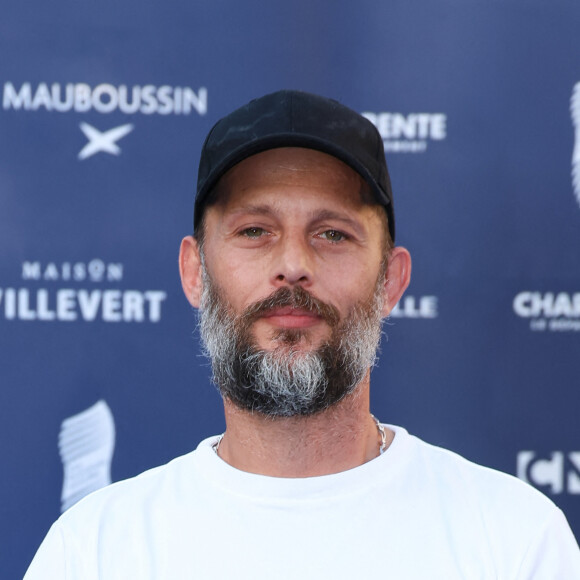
[25,90,580,579]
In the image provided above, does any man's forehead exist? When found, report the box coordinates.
[211,147,374,205]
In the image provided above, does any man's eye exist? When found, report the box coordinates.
[242,227,265,238]
[320,230,345,242]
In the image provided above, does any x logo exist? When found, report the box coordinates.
[78,123,134,160]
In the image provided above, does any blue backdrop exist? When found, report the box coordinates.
[2,1,579,577]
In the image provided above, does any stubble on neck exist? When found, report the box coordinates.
[216,370,394,478]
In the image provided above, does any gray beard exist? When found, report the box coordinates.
[198,265,385,417]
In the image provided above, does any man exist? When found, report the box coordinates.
[25,90,580,578]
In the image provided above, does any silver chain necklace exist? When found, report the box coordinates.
[371,414,387,455]
[213,414,387,456]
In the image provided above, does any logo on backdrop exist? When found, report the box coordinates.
[2,81,208,159]
[78,122,134,160]
[390,295,438,319]
[518,451,580,495]
[362,111,447,153]
[0,259,167,322]
[571,82,580,208]
[513,291,580,332]
[59,400,116,512]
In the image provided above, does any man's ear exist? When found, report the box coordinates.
[179,236,203,308]
[381,246,412,318]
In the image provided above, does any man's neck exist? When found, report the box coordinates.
[216,376,394,478]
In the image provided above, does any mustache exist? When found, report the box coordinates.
[239,286,340,328]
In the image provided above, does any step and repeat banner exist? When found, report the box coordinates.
[2,1,579,576]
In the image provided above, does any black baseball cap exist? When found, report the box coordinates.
[195,90,395,241]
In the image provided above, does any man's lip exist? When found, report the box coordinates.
[259,308,322,328]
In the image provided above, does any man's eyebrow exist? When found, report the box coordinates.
[310,209,365,235]
[226,204,278,218]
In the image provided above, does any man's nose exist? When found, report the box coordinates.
[272,233,314,286]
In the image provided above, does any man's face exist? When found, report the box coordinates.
[200,147,389,352]
[193,147,394,416]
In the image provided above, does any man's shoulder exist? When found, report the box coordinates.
[395,426,561,527]
[388,426,580,572]
[57,437,217,531]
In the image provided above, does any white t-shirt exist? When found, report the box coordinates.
[25,426,580,579]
